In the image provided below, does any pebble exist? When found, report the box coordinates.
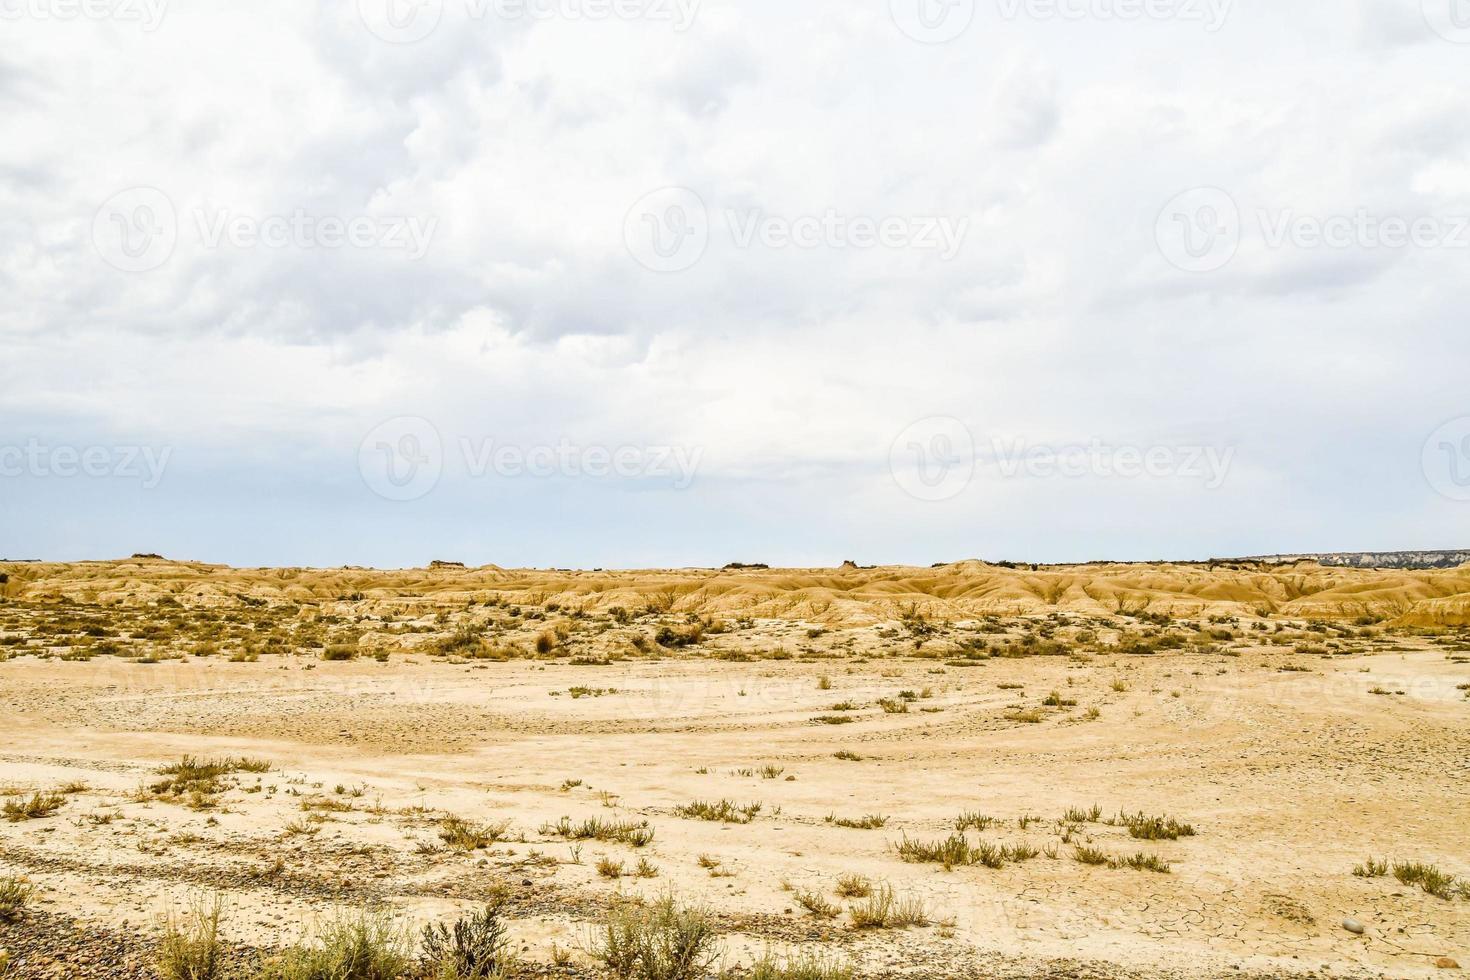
[1342,918,1366,935]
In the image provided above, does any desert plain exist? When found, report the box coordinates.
[0,557,1468,979]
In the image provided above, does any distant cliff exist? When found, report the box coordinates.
[1244,550,1470,570]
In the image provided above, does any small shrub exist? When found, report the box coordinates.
[674,800,761,824]
[255,908,412,980]
[439,816,512,851]
[157,895,224,980]
[541,816,654,847]
[1392,860,1460,900]
[3,792,65,822]
[826,814,886,830]
[590,894,721,980]
[848,885,927,929]
[0,875,35,922]
[1116,852,1171,874]
[1115,812,1195,841]
[953,812,995,832]
[793,889,839,919]
[834,874,871,898]
[421,903,512,979]
[1353,856,1389,878]
[747,950,854,980]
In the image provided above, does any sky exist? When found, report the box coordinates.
[1,0,1469,569]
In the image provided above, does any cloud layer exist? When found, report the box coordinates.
[2,0,1468,567]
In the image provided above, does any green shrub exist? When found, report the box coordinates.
[2,792,65,822]
[255,908,412,980]
[591,895,721,980]
[746,949,854,980]
[0,875,35,921]
[421,904,512,979]
[158,895,224,980]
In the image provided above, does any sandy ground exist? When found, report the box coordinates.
[1,562,1468,978]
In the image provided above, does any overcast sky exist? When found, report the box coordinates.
[2,0,1468,568]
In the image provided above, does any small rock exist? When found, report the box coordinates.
[1436,958,1460,970]
[1342,918,1366,935]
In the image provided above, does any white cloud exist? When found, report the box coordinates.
[1,0,1467,565]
